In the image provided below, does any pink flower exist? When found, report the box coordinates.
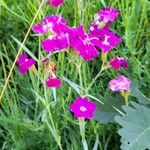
[89,21,121,53]
[48,0,64,7]
[69,26,99,61]
[16,54,36,74]
[32,15,67,35]
[89,23,110,37]
[69,97,97,119]
[109,57,128,70]
[42,34,69,52]
[33,15,70,52]
[46,77,62,88]
[108,75,131,92]
[98,7,119,23]
[91,29,122,53]
[32,24,45,34]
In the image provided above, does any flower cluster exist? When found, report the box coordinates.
[16,5,131,120]
[32,7,122,61]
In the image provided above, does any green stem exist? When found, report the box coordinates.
[79,118,88,150]
[43,84,62,150]
[125,96,129,106]
[86,63,107,94]
[121,91,129,105]
[77,0,84,24]
[78,63,84,96]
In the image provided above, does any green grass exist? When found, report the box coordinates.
[0,0,150,149]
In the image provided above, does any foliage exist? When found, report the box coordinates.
[115,102,150,150]
[0,0,150,149]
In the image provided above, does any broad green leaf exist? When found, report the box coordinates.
[115,102,150,150]
[130,82,150,105]
[94,94,125,123]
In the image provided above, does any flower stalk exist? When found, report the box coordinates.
[121,90,130,105]
[79,118,88,150]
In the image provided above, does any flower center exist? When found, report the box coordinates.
[25,58,28,62]
[80,106,87,112]
[103,35,110,45]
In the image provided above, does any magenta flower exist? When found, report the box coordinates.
[33,15,69,52]
[109,57,128,70]
[46,77,62,88]
[48,0,64,7]
[89,21,121,53]
[91,30,122,53]
[32,15,67,35]
[98,7,119,23]
[32,24,45,34]
[89,23,110,37]
[16,54,36,74]
[42,34,69,52]
[69,26,99,61]
[108,75,131,92]
[69,97,97,119]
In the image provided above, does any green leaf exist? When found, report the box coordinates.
[11,35,38,61]
[115,102,150,150]
[61,76,81,94]
[94,94,125,124]
[130,82,150,105]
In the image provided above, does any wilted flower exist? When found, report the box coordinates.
[69,97,96,119]
[48,0,64,7]
[16,54,36,74]
[98,7,119,23]
[46,77,62,88]
[41,59,56,73]
[109,56,128,70]
[108,75,131,92]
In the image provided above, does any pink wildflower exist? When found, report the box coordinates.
[89,23,110,37]
[108,75,131,92]
[32,15,67,35]
[69,26,99,61]
[98,7,119,23]
[42,34,69,52]
[48,0,64,7]
[46,77,62,88]
[16,54,36,74]
[32,24,45,34]
[109,57,128,70]
[91,29,122,53]
[69,97,97,120]
[33,15,70,52]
